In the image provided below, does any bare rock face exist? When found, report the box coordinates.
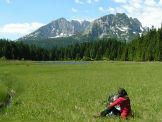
[18,13,147,43]
[83,13,147,42]
[19,18,90,40]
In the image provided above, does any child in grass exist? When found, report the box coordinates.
[94,88,132,119]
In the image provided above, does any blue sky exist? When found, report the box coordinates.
[0,0,162,40]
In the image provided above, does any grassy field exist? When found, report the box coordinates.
[0,61,162,122]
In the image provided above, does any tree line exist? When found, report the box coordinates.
[0,28,162,61]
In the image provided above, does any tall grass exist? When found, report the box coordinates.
[0,84,8,103]
[0,61,161,122]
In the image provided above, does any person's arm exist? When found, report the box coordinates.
[110,98,120,107]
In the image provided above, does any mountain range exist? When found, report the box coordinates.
[21,18,90,40]
[18,13,148,48]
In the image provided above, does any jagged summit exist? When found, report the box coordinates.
[19,18,90,40]
[83,13,146,41]
[18,13,147,43]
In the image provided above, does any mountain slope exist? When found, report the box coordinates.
[83,13,147,41]
[20,18,90,40]
[18,13,148,48]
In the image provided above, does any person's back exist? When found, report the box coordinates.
[110,97,131,119]
[94,88,132,119]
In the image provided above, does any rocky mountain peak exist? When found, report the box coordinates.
[84,13,146,41]
[19,13,147,42]
[20,18,90,40]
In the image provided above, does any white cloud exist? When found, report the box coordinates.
[99,6,117,13]
[111,0,162,28]
[160,0,162,5]
[71,16,95,22]
[109,7,115,13]
[144,0,157,6]
[122,4,134,13]
[94,0,99,2]
[6,0,11,4]
[99,7,117,13]
[115,7,124,13]
[72,8,78,13]
[87,0,99,4]
[137,6,162,28]
[114,0,127,3]
[75,0,84,4]
[98,7,104,12]
[75,0,98,4]
[87,0,92,4]
[0,22,44,34]
[100,7,124,14]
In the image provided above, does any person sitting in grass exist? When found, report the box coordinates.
[0,89,16,108]
[94,88,132,119]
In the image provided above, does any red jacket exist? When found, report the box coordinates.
[110,97,131,119]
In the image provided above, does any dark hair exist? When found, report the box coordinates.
[118,88,128,97]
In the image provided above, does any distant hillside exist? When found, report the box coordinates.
[1,27,161,61]
[18,13,148,48]
[83,13,148,41]
[20,34,96,49]
[19,18,90,40]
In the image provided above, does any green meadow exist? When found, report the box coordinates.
[0,61,162,122]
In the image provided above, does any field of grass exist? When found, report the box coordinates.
[0,61,162,122]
